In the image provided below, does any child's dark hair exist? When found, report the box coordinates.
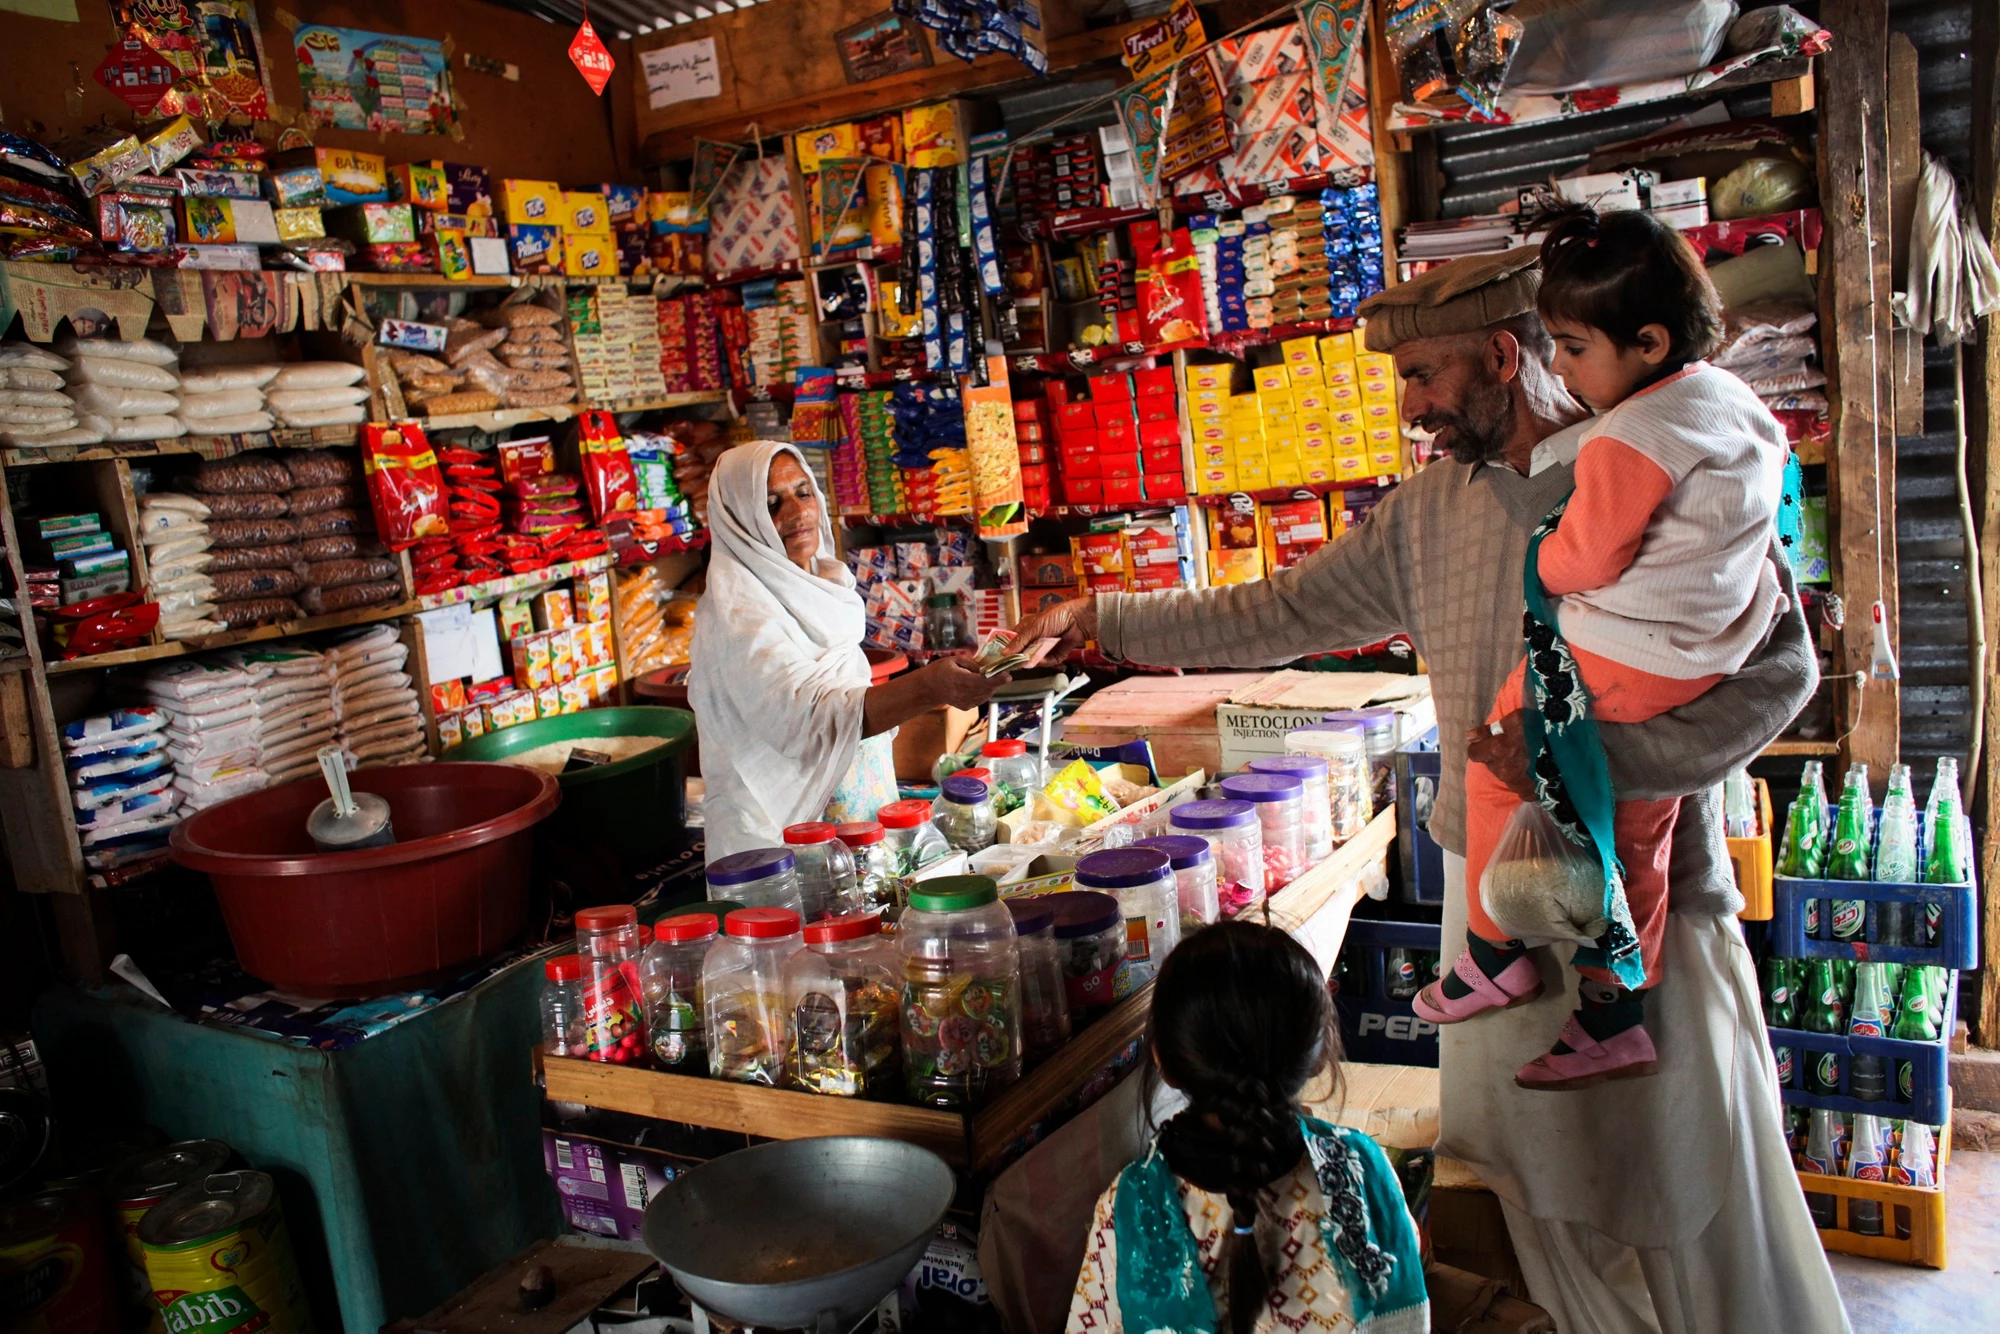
[1145,921,1341,1334]
[1535,203,1724,368]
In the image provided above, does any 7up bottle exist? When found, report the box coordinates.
[1890,963,1939,1103]
[1874,765,1919,946]
[1803,959,1846,1096]
[1826,766,1873,942]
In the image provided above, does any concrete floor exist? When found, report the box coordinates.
[1828,1149,2000,1333]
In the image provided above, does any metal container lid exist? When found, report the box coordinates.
[1048,891,1123,939]
[1131,834,1213,870]
[0,1189,93,1246]
[1075,847,1173,890]
[706,848,798,887]
[110,1139,234,1207]
[137,1170,274,1248]
[1169,799,1259,832]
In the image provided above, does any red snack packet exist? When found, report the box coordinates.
[576,410,639,524]
[1139,227,1210,349]
[361,422,451,550]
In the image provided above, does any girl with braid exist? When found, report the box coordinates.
[1066,923,1427,1334]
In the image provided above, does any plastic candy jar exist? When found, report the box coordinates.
[1048,890,1126,1013]
[640,912,719,1072]
[1286,721,1374,844]
[897,877,1023,1110]
[706,847,805,916]
[1075,847,1180,996]
[1131,834,1220,932]
[980,738,1040,815]
[540,955,586,1058]
[784,912,902,1097]
[1169,799,1266,918]
[1327,707,1402,809]
[878,799,952,876]
[703,908,804,1086]
[1220,773,1307,893]
[933,775,998,853]
[1251,754,1333,863]
[575,905,649,1064]
[925,591,973,651]
[1005,896,1072,1064]
[834,821,900,918]
[782,822,858,922]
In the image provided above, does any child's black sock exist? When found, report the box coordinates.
[1440,934,1528,999]
[1552,980,1648,1052]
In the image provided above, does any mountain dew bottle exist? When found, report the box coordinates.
[1803,959,1846,1096]
[1777,762,1829,878]
[1827,767,1872,941]
[1763,955,1798,1088]
[1890,964,1939,1102]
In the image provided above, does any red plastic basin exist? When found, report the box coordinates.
[169,763,561,997]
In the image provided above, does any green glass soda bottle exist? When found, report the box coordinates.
[1922,763,1969,948]
[1763,954,1798,1088]
[1827,768,1872,941]
[1803,959,1846,1097]
[1781,762,1831,935]
[1891,964,1939,1102]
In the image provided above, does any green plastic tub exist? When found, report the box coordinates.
[447,706,696,902]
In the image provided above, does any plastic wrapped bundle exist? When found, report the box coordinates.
[216,645,338,785]
[62,706,180,876]
[137,492,220,640]
[327,626,427,767]
[0,341,102,449]
[120,659,268,811]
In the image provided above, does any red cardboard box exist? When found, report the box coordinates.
[1091,399,1134,427]
[1019,551,1077,587]
[1138,416,1181,447]
[1060,427,1099,453]
[1014,397,1044,421]
[1027,587,1072,613]
[1135,397,1179,424]
[1099,416,1138,448]
[1132,366,1177,397]
[1145,471,1189,500]
[1084,572,1126,593]
[1102,476,1144,505]
[1066,477,1104,505]
[1018,443,1047,465]
[1057,400,1095,430]
[1091,372,1134,401]
[1019,463,1049,487]
[1064,448,1102,479]
[1142,444,1184,473]
[1099,451,1143,480]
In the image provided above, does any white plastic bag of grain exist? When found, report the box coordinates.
[266,386,368,414]
[0,389,72,409]
[54,334,178,366]
[67,383,179,417]
[138,493,210,517]
[175,411,274,435]
[272,404,366,428]
[178,363,283,392]
[0,405,75,426]
[268,361,365,390]
[0,343,69,372]
[65,357,179,392]
[81,413,185,442]
[1,425,103,449]
[176,387,264,419]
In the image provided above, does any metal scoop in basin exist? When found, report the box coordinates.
[642,1137,954,1333]
[306,745,395,852]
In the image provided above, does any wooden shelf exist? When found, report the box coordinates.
[3,425,362,468]
[415,404,581,433]
[1761,737,1842,758]
[45,600,418,675]
[1385,57,1815,134]
[588,390,730,413]
[344,273,524,288]
[539,979,1153,1172]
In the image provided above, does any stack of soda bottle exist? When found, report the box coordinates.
[1765,757,1967,1236]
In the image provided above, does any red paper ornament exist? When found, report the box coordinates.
[94,35,180,115]
[569,20,616,97]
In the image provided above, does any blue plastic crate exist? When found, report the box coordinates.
[1332,918,1440,1067]
[1393,727,1443,905]
[1765,981,1958,1126]
[1771,877,1977,971]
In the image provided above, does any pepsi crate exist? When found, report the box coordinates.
[1332,918,1440,1067]
[1393,727,1443,905]
[1772,875,1977,971]
[1765,981,1958,1126]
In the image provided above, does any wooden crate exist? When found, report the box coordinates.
[541,980,1152,1172]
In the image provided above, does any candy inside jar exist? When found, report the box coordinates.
[1286,720,1374,844]
[1220,772,1307,893]
[897,877,1023,1111]
[575,904,649,1064]
[979,737,1042,816]
[702,907,804,1087]
[833,820,902,921]
[878,799,952,876]
[784,912,902,1098]
[1130,834,1220,933]
[640,911,719,1072]
[1168,799,1266,918]
[1004,896,1072,1065]
[1074,846,1179,998]
[782,822,859,922]
[1250,753,1333,864]
[1048,890,1126,1014]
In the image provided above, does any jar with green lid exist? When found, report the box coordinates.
[897,876,1023,1110]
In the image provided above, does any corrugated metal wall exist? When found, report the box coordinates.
[1425,1,1976,770]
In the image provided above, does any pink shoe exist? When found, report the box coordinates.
[1411,948,1544,1024]
[1514,1014,1660,1091]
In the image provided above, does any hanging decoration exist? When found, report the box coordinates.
[569,11,616,96]
[890,0,1048,74]
[94,31,180,115]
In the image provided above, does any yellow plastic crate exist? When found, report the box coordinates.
[1797,1094,1951,1269]
[1731,777,1774,920]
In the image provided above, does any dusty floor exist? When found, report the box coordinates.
[1828,1149,2000,1332]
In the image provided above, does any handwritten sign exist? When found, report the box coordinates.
[642,37,722,110]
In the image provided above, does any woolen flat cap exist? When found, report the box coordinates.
[1358,249,1542,352]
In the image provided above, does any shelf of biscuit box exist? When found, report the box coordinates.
[43,599,419,675]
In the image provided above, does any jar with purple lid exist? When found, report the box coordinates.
[1220,772,1307,891]
[934,774,998,853]
[1286,721,1374,843]
[1250,753,1333,863]
[1048,890,1126,1012]
[1131,834,1219,932]
[1005,896,1072,1063]
[1075,847,1179,995]
[706,847,805,917]
[1168,799,1266,917]
[1326,706,1402,808]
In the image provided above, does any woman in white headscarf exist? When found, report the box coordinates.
[690,441,1006,858]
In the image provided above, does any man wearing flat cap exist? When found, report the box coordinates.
[1014,251,1848,1331]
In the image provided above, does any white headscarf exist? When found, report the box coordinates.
[689,441,871,858]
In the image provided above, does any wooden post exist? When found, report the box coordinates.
[1886,32,1923,439]
[1969,0,2000,1044]
[1816,0,1900,782]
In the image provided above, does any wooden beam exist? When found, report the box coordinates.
[1887,32,1924,439]
[1816,0,1900,782]
[1969,0,2000,1045]
[639,21,1146,167]
[1771,74,1816,119]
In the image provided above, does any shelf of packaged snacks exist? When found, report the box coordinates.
[1189,477,1404,508]
[809,243,905,268]
[1011,338,1205,373]
[1385,57,1815,134]
[589,390,731,414]
[616,531,707,566]
[1014,205,1157,242]
[417,554,615,613]
[342,273,527,289]
[1169,172,1370,213]
[44,599,420,676]
[1201,318,1361,357]
[2,424,363,469]
[536,979,1154,1172]
[830,367,940,390]
[415,404,581,433]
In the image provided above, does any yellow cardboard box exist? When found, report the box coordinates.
[903,104,961,168]
[1333,453,1371,482]
[1328,382,1362,409]
[1253,365,1292,394]
[795,123,861,172]
[562,234,619,276]
[502,179,562,225]
[1324,358,1359,389]
[562,191,613,235]
[1293,385,1329,415]
[1186,363,1233,393]
[1320,331,1357,362]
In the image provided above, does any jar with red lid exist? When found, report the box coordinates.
[575,905,648,1064]
[782,822,858,921]
[784,912,901,1097]
[640,912,719,1072]
[702,907,804,1086]
[540,955,586,1058]
[834,820,900,919]
[980,738,1041,814]
[877,798,950,876]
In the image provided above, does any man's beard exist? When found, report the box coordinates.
[1421,375,1514,465]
